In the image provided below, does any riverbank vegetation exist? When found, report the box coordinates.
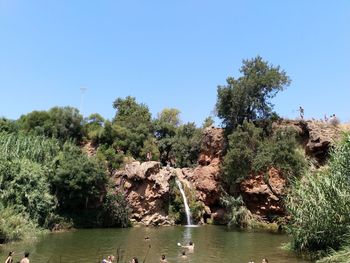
[286,134,350,261]
[0,132,130,243]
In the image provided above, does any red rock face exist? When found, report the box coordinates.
[114,161,175,226]
[239,168,286,218]
[112,127,226,225]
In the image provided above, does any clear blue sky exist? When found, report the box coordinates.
[1,0,349,125]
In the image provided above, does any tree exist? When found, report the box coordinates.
[216,56,291,131]
[83,113,105,144]
[0,118,18,133]
[50,143,107,212]
[18,107,83,142]
[154,108,181,164]
[112,96,153,159]
[171,122,202,167]
[222,121,263,186]
[202,116,214,128]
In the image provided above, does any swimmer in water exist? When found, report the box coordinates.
[181,241,194,252]
[160,254,167,262]
[261,258,268,263]
[181,251,187,259]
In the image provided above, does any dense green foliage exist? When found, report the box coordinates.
[112,96,154,159]
[0,132,130,243]
[51,144,107,212]
[0,205,39,243]
[317,246,350,263]
[216,56,290,131]
[0,132,60,163]
[222,121,305,187]
[220,194,252,228]
[18,107,84,141]
[0,157,56,226]
[286,134,350,259]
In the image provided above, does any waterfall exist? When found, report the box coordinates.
[175,179,192,226]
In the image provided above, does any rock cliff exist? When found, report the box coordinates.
[112,127,224,226]
[108,120,343,225]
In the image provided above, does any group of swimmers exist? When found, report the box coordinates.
[4,241,269,263]
[101,239,195,263]
[4,251,30,263]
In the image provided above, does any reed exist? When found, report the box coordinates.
[0,132,60,164]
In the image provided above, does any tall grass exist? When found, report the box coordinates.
[317,245,350,263]
[0,132,60,163]
[286,133,350,258]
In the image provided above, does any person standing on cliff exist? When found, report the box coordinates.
[146,152,152,161]
[299,106,304,119]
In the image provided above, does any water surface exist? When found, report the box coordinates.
[0,226,311,263]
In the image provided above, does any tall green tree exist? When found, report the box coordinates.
[18,107,83,141]
[154,108,181,164]
[216,56,291,131]
[112,96,153,159]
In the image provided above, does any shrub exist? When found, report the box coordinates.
[220,194,253,228]
[222,121,262,185]
[0,205,39,243]
[50,143,107,212]
[0,158,56,226]
[101,190,130,228]
[223,122,306,190]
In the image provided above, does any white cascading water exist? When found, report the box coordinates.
[175,179,192,226]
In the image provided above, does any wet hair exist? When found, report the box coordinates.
[8,251,14,256]
[132,257,138,263]
[24,252,30,257]
[189,241,193,245]
[182,251,186,256]
[161,255,166,259]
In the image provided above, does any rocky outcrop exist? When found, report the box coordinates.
[198,127,225,165]
[112,120,343,225]
[239,120,342,220]
[114,161,174,226]
[277,120,342,166]
[82,141,97,157]
[112,127,225,226]
[240,168,286,219]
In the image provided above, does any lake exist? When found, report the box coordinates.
[0,225,311,263]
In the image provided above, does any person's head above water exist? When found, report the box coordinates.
[161,255,166,260]
[24,252,30,258]
[189,241,193,245]
[8,251,14,256]
[262,258,268,263]
[182,251,186,256]
[132,257,138,263]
